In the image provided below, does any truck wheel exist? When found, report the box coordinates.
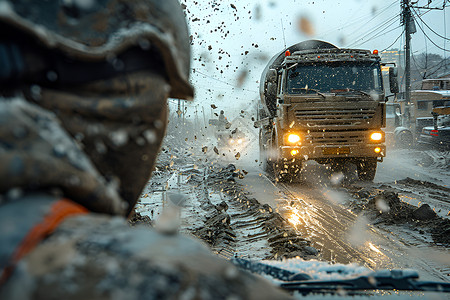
[357,158,377,181]
[259,129,272,173]
[278,172,293,183]
[270,160,288,182]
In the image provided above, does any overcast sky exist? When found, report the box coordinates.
[177,0,449,118]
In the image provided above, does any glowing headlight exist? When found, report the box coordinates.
[287,133,301,143]
[229,139,234,144]
[370,132,383,141]
[290,149,299,156]
[238,139,243,144]
[374,147,381,153]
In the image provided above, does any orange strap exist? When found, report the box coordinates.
[1,198,88,284]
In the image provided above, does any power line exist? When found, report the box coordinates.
[411,8,450,41]
[360,24,403,46]
[412,10,450,52]
[347,13,401,48]
[444,1,448,72]
[381,29,405,52]
[319,0,398,40]
[411,44,427,78]
[192,69,258,93]
[410,0,450,10]
[346,13,400,46]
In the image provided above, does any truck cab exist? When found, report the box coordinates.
[257,40,399,181]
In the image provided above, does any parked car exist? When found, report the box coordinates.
[418,108,450,149]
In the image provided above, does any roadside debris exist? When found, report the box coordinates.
[350,190,450,246]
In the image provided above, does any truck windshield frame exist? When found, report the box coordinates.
[286,61,383,95]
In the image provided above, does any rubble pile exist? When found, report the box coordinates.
[351,190,450,246]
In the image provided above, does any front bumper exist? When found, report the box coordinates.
[281,143,386,159]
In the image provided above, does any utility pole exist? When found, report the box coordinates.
[401,0,412,104]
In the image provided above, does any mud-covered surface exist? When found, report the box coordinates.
[344,149,450,249]
[133,119,316,262]
[190,164,316,260]
[137,160,316,261]
[348,189,450,246]
[134,119,450,285]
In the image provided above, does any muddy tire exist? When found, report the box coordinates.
[276,167,292,183]
[259,129,272,173]
[278,172,293,182]
[357,158,377,181]
[272,160,294,182]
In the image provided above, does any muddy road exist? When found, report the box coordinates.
[239,165,450,282]
[135,122,450,285]
[239,145,450,281]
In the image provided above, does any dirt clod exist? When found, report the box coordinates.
[412,204,437,221]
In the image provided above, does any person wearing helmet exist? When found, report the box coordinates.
[218,110,231,130]
[0,0,292,299]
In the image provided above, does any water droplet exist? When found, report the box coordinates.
[95,141,107,154]
[138,38,151,50]
[143,130,157,144]
[109,130,128,147]
[46,71,58,82]
[30,85,41,101]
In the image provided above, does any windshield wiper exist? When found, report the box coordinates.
[291,87,326,98]
[232,258,450,295]
[331,88,372,98]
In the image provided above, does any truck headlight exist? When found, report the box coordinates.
[370,132,383,141]
[287,133,301,143]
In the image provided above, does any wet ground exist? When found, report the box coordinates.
[133,120,450,286]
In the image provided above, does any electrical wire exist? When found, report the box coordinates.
[346,12,400,46]
[346,13,401,48]
[319,0,398,40]
[412,12,450,52]
[192,69,258,93]
[444,2,448,72]
[412,8,450,40]
[423,60,450,77]
[381,29,405,52]
[361,24,403,46]
[410,44,427,78]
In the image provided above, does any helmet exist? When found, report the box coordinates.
[0,0,193,99]
[0,0,193,216]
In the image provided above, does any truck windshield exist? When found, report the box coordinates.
[287,62,383,95]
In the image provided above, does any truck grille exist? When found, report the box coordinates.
[305,131,366,145]
[295,107,376,127]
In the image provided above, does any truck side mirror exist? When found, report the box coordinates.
[389,67,399,94]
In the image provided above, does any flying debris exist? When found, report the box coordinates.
[298,16,315,36]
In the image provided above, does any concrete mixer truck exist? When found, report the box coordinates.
[256,40,399,181]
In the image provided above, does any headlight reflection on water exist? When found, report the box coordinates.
[366,242,384,256]
[286,203,308,227]
[288,212,301,226]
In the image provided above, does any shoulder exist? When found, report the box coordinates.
[3,213,292,300]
